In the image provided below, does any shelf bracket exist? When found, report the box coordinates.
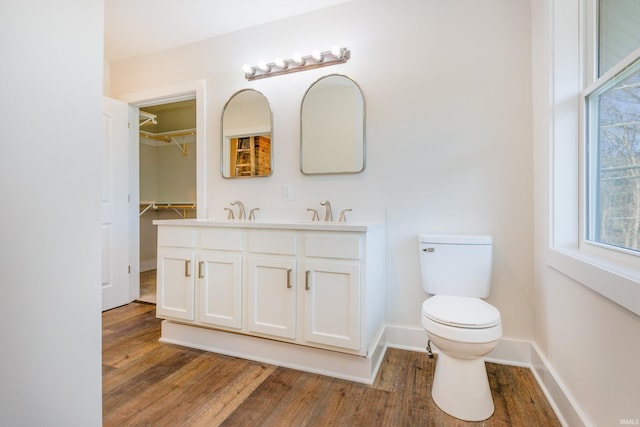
[168,136,188,156]
[139,111,157,127]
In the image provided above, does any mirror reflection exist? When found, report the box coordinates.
[301,74,365,175]
[221,89,272,178]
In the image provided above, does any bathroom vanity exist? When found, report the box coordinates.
[153,218,386,383]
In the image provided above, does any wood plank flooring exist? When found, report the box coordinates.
[103,303,561,426]
[137,270,156,304]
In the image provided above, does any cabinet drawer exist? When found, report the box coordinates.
[158,226,196,248]
[305,234,362,259]
[249,230,297,255]
[200,228,243,251]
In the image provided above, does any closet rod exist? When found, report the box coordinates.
[139,128,196,142]
[152,203,196,209]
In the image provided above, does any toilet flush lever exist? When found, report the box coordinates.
[423,248,435,253]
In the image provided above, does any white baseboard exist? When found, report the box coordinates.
[384,325,588,427]
[530,343,589,427]
[160,320,387,385]
[384,325,530,366]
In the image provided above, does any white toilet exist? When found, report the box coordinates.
[419,233,502,422]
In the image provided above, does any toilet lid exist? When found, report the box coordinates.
[422,295,501,328]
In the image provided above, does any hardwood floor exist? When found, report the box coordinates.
[137,270,156,304]
[103,303,561,426]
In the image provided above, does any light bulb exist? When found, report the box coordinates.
[242,64,254,76]
[292,52,305,66]
[331,46,343,59]
[274,57,287,69]
[311,49,324,62]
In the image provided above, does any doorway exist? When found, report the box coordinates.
[138,99,197,304]
[122,80,207,303]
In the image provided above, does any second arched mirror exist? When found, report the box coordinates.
[301,74,365,174]
[221,89,272,178]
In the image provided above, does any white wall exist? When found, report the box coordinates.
[532,1,640,426]
[111,0,535,343]
[156,144,197,203]
[0,1,103,425]
[140,143,159,201]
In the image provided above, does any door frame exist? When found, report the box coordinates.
[120,80,207,299]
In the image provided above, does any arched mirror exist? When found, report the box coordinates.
[300,74,365,174]
[221,89,272,178]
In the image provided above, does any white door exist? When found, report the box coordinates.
[304,261,361,350]
[101,97,132,311]
[156,248,196,320]
[248,256,296,339]
[198,252,243,329]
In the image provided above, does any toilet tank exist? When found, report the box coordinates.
[419,234,493,298]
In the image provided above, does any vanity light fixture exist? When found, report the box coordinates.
[243,46,350,80]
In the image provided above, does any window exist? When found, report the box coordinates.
[544,0,640,317]
[597,0,640,76]
[586,60,640,252]
[585,0,640,253]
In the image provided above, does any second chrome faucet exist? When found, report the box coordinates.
[316,200,351,222]
[230,200,245,219]
[229,201,260,220]
[320,200,333,222]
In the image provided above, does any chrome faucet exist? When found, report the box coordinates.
[320,200,333,222]
[231,200,246,220]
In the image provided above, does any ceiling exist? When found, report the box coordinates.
[104,0,350,62]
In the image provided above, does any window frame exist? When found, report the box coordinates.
[545,0,640,316]
[584,50,640,259]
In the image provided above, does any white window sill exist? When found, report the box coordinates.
[546,247,640,316]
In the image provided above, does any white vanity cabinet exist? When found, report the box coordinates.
[156,227,197,321]
[154,218,386,384]
[247,230,298,339]
[197,228,243,329]
[156,226,243,329]
[303,233,363,350]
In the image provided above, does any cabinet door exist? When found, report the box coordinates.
[156,248,196,321]
[248,257,296,339]
[304,261,361,350]
[198,252,242,329]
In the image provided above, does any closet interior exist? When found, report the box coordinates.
[138,99,197,304]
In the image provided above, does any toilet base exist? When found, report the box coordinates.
[431,351,495,421]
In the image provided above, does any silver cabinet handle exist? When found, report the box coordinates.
[185,260,191,278]
[287,268,292,288]
[198,261,204,279]
[305,270,311,291]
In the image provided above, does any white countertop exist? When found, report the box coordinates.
[153,218,384,232]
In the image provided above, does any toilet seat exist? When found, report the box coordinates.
[421,296,502,344]
[422,295,500,328]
